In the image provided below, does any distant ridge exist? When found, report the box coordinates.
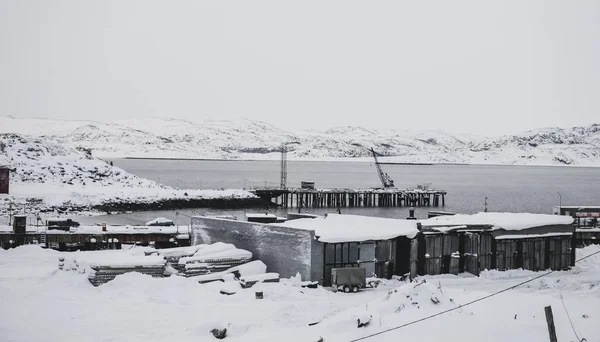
[1,116,599,166]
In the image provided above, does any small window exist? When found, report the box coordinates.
[342,243,349,263]
[349,243,359,263]
[325,244,335,264]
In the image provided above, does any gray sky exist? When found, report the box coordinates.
[1,1,598,136]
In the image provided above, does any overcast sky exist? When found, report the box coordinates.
[1,1,598,136]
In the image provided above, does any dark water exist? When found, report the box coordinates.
[75,159,600,225]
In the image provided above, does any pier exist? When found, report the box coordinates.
[252,188,447,208]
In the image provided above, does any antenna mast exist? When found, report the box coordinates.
[280,144,288,189]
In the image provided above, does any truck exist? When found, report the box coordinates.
[331,267,366,293]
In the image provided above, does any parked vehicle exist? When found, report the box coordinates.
[331,267,366,293]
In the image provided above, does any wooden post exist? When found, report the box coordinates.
[544,306,558,342]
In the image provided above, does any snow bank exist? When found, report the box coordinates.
[279,213,419,243]
[61,250,166,272]
[420,212,574,231]
[229,260,267,276]
[314,281,459,339]
[240,272,280,283]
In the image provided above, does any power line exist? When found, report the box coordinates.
[560,294,585,342]
[349,249,600,342]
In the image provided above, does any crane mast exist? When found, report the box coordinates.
[370,148,395,188]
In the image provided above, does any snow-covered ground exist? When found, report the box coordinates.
[0,133,256,216]
[2,116,599,166]
[1,244,598,342]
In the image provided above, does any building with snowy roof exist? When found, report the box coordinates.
[191,212,577,284]
[418,212,576,275]
[191,214,420,285]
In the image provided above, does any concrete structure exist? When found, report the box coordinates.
[191,216,323,282]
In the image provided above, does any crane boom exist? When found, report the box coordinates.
[370,148,395,188]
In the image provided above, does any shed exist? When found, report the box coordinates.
[278,214,420,284]
[417,212,576,276]
[554,206,600,228]
[0,165,9,194]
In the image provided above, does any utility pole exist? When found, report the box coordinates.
[280,144,288,189]
[544,306,558,342]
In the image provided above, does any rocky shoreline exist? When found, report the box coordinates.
[93,197,270,213]
[1,196,272,217]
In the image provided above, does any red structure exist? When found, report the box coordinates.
[0,166,9,194]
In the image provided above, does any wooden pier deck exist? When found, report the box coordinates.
[252,188,447,208]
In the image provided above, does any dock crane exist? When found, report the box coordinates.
[370,148,395,188]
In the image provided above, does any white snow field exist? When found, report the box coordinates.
[1,245,599,342]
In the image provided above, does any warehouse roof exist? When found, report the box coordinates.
[420,212,574,231]
[278,213,419,243]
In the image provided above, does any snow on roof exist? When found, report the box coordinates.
[422,225,469,233]
[46,225,185,235]
[420,212,574,231]
[278,214,419,243]
[496,232,573,240]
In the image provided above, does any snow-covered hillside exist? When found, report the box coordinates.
[2,116,599,166]
[0,133,255,216]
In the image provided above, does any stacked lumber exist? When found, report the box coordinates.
[58,252,167,286]
[176,243,253,278]
[183,258,249,277]
[88,264,166,287]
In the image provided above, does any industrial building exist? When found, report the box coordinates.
[191,212,576,284]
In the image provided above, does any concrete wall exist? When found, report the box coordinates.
[309,238,324,283]
[191,217,316,280]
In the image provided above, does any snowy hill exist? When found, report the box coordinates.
[2,116,599,166]
[0,133,255,216]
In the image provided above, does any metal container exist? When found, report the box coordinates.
[301,181,315,189]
